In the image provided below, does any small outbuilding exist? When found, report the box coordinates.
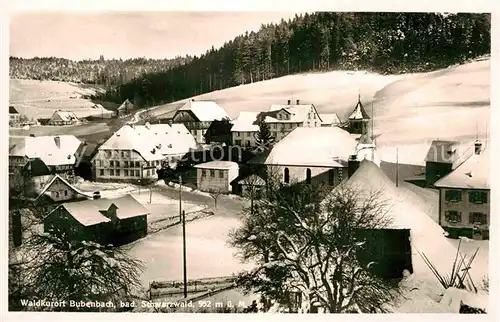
[194,161,239,193]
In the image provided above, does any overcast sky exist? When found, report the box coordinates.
[10,12,301,60]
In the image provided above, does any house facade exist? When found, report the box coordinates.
[256,126,378,187]
[434,141,489,240]
[194,161,239,193]
[231,100,340,148]
[91,123,197,183]
[35,175,91,203]
[117,99,134,117]
[43,194,148,246]
[171,99,231,144]
[9,106,20,125]
[47,110,81,126]
[9,135,82,196]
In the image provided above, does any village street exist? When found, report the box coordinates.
[119,182,253,287]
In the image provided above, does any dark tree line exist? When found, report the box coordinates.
[14,12,491,109]
[9,56,193,86]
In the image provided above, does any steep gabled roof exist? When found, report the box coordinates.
[319,113,341,125]
[424,140,474,168]
[348,97,371,120]
[268,104,317,123]
[50,110,80,122]
[118,99,134,111]
[178,100,230,122]
[36,175,92,201]
[434,147,489,189]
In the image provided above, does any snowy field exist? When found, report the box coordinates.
[153,58,489,166]
[9,122,111,137]
[124,215,254,287]
[9,78,110,119]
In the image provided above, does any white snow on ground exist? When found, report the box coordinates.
[129,190,205,223]
[125,215,254,287]
[150,58,489,166]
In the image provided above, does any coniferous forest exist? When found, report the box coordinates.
[11,12,491,108]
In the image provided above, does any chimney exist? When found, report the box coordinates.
[348,155,361,178]
[287,99,291,105]
[296,99,300,105]
[191,99,195,101]
[54,136,61,149]
[29,134,35,137]
[101,203,118,220]
[474,140,482,155]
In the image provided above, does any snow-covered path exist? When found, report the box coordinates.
[124,215,254,287]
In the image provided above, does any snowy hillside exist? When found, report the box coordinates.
[153,58,489,166]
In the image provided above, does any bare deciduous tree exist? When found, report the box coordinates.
[229,179,400,313]
[208,189,224,209]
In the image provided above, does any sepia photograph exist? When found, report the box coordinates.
[4,3,494,319]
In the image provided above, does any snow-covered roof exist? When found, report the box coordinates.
[179,100,230,122]
[98,123,197,162]
[56,194,149,226]
[424,140,474,166]
[268,104,315,123]
[230,112,260,132]
[347,98,370,120]
[335,160,458,280]
[195,161,239,170]
[434,148,489,190]
[50,110,80,122]
[118,99,134,111]
[319,113,341,125]
[9,135,82,166]
[262,127,359,167]
[36,174,92,201]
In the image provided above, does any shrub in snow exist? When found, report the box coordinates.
[418,238,479,292]
[10,227,145,312]
[229,181,400,313]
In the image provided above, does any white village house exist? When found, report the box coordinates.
[231,100,340,148]
[256,126,379,187]
[171,99,231,144]
[91,123,197,183]
[194,161,239,193]
[47,110,81,126]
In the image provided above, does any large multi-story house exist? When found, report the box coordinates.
[171,99,231,144]
[434,141,490,240]
[231,100,340,148]
[9,135,82,197]
[91,123,197,183]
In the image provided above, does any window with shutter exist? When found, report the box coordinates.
[469,212,487,225]
[445,190,462,202]
[445,211,461,223]
[468,191,488,204]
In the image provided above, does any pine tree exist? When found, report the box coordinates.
[254,117,275,151]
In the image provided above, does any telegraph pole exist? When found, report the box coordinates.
[182,210,187,298]
[396,148,399,187]
[179,174,182,223]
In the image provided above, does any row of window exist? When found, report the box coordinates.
[282,168,342,185]
[53,190,69,198]
[444,190,488,204]
[95,160,162,168]
[201,169,225,178]
[444,211,488,225]
[234,140,252,147]
[99,169,153,177]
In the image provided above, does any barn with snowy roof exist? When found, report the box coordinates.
[172,99,231,144]
[335,159,458,281]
